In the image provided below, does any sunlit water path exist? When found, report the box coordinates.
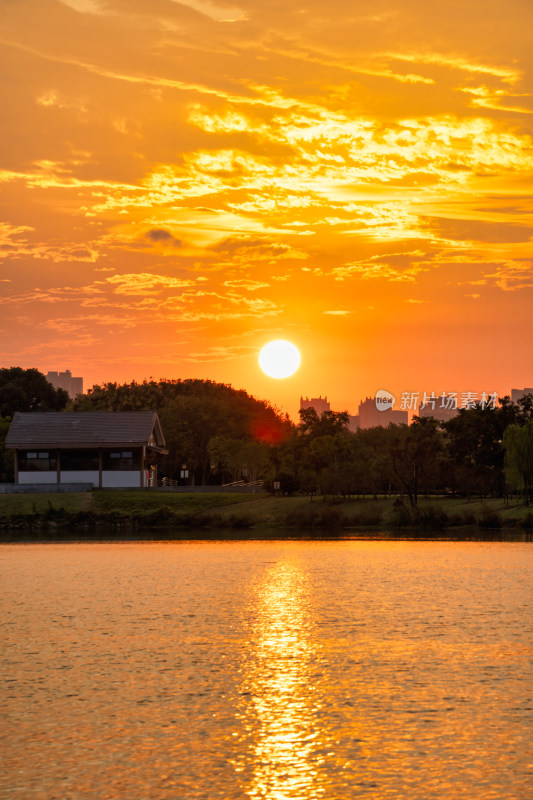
[1,539,531,799]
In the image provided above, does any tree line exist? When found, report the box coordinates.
[0,367,532,504]
[273,400,533,507]
[71,378,290,486]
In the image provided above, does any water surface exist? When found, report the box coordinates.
[1,539,531,799]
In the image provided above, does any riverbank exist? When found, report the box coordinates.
[1,490,532,535]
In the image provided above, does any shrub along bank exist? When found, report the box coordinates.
[1,490,532,535]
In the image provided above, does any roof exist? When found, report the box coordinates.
[5,411,167,451]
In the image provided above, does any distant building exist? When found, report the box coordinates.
[46,369,83,398]
[358,397,408,429]
[300,395,331,415]
[511,387,533,403]
[348,415,359,432]
[6,411,167,488]
[416,403,458,422]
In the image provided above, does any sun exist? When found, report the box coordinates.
[259,340,301,379]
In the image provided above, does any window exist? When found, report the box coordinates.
[61,449,99,471]
[19,451,57,471]
[103,449,140,470]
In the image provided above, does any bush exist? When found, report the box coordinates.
[142,505,177,523]
[477,509,503,529]
[285,505,347,531]
[225,512,254,529]
[520,512,533,531]
[350,509,383,527]
[194,511,254,529]
[389,502,414,527]
[319,507,346,531]
[418,506,450,530]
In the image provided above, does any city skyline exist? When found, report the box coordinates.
[1,0,532,420]
[38,370,533,423]
[299,386,533,425]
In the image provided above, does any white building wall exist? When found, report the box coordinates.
[19,470,144,488]
[102,471,142,488]
[18,471,57,484]
[60,470,99,487]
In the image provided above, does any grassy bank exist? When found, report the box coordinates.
[1,490,533,535]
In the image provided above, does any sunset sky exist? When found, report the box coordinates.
[1,0,532,418]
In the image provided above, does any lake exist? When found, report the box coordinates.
[1,538,531,799]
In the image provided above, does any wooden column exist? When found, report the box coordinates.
[14,450,18,485]
[140,446,145,487]
[98,449,103,489]
[56,449,60,485]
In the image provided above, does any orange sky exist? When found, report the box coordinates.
[1,0,532,419]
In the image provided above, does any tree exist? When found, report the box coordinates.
[298,408,350,438]
[0,367,69,418]
[504,422,533,504]
[442,397,533,498]
[305,433,354,496]
[208,436,243,483]
[0,368,69,483]
[351,427,392,498]
[0,416,14,482]
[517,393,533,422]
[239,441,270,482]
[290,409,353,495]
[388,418,443,509]
[73,378,292,485]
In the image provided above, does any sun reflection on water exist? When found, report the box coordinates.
[235,560,330,800]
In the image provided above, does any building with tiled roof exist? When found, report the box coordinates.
[5,411,167,488]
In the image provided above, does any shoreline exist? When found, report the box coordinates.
[1,525,530,543]
[1,489,532,539]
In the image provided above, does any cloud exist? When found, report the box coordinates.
[483,260,533,291]
[387,51,521,83]
[0,219,99,263]
[36,89,88,115]
[210,236,308,264]
[224,279,270,290]
[105,272,195,295]
[184,343,253,362]
[58,0,105,15]
[43,313,139,333]
[332,251,429,283]
[156,288,281,321]
[145,229,174,242]
[143,228,182,248]
[458,85,533,115]
[425,216,533,245]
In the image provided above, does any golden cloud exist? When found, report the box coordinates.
[105,273,195,295]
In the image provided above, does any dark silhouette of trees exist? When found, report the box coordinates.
[73,378,291,485]
[349,426,391,497]
[269,395,533,504]
[504,422,533,505]
[0,416,14,482]
[441,395,533,498]
[298,407,350,438]
[388,417,443,509]
[0,367,69,418]
[0,367,69,482]
[2,371,531,501]
[295,409,353,494]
